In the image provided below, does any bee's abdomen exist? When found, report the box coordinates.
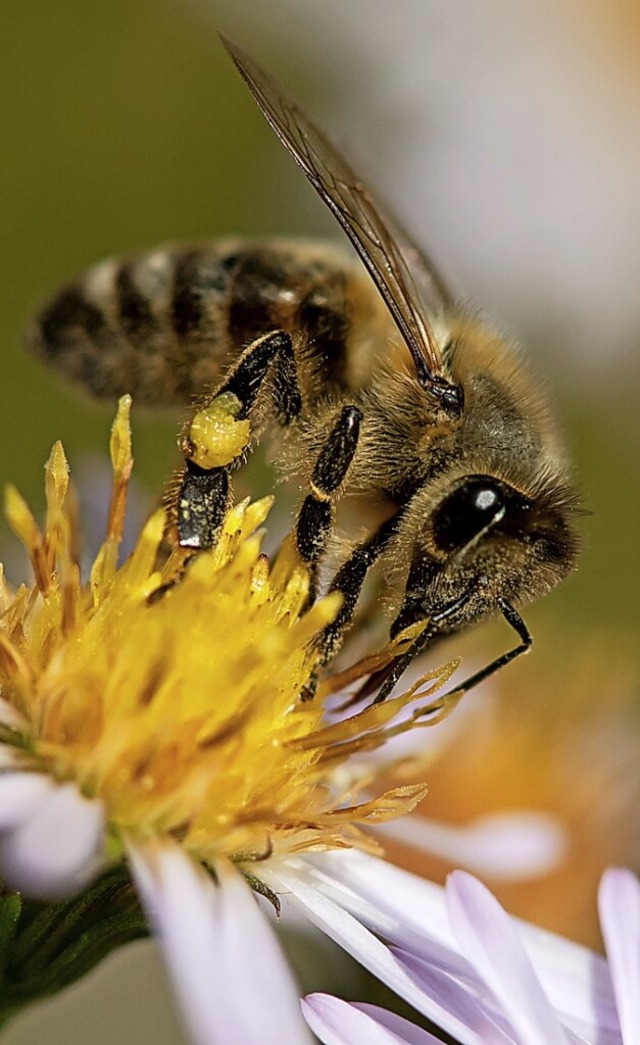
[26,241,360,406]
[27,245,240,405]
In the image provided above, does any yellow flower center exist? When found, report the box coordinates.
[0,397,458,868]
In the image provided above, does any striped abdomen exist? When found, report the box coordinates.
[26,240,386,407]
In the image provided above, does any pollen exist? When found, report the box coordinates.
[185,392,252,468]
[0,397,459,872]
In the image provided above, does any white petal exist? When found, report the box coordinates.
[302,994,444,1044]
[128,839,312,1045]
[447,871,570,1045]
[301,851,455,953]
[0,781,105,898]
[0,747,35,771]
[0,697,29,731]
[375,810,568,880]
[0,771,56,830]
[264,859,488,1045]
[599,868,640,1045]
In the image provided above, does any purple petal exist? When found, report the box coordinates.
[265,859,489,1044]
[128,840,312,1045]
[506,912,619,1040]
[311,851,617,1043]
[447,871,570,1045]
[354,1001,463,1044]
[303,993,444,1044]
[0,781,105,898]
[392,946,519,1043]
[599,868,640,1045]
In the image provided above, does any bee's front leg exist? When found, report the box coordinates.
[361,597,532,706]
[319,511,403,661]
[176,330,301,549]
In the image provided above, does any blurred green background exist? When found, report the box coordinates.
[2,1,639,1041]
[0,0,318,517]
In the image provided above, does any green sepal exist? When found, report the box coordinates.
[0,892,22,983]
[0,864,148,1023]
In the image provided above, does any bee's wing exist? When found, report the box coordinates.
[222,35,461,410]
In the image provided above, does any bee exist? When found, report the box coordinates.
[26,35,580,701]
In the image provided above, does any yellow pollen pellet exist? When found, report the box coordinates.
[187,393,252,468]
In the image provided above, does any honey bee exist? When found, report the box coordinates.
[26,35,580,701]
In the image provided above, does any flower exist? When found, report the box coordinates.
[0,396,465,1042]
[298,854,639,1044]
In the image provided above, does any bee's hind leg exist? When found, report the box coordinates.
[177,330,301,549]
[295,405,362,599]
[176,460,232,550]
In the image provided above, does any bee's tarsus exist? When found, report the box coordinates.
[365,597,531,705]
[320,512,402,661]
[300,670,319,703]
[177,461,230,549]
[445,599,532,698]
[371,593,467,704]
[390,553,439,639]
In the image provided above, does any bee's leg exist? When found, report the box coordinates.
[177,330,301,549]
[220,330,301,426]
[177,460,232,551]
[187,328,300,428]
[340,550,439,698]
[389,553,439,640]
[366,597,531,705]
[436,599,532,700]
[295,405,362,597]
[319,511,402,661]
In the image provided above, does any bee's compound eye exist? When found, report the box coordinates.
[433,476,505,554]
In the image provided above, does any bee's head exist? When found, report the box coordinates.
[391,473,581,638]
